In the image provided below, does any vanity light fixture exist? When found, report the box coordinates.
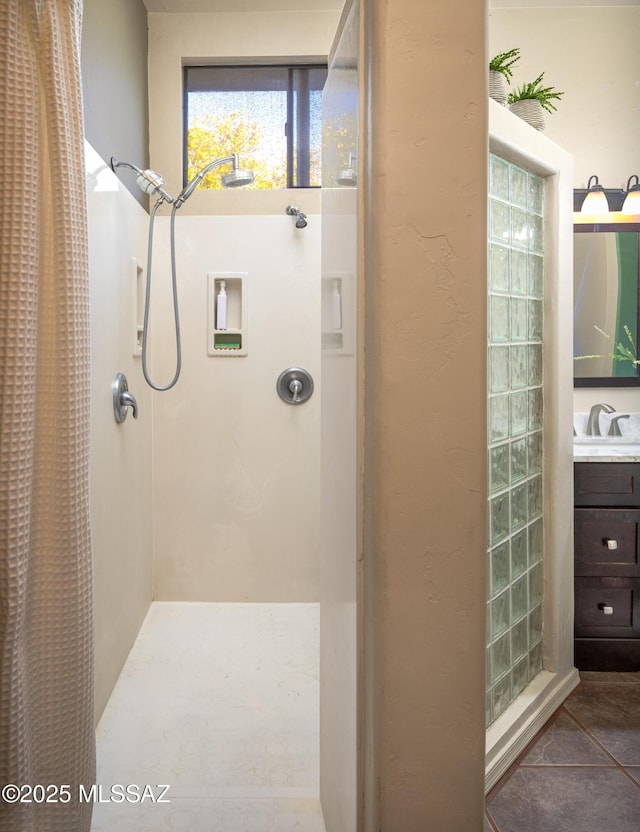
[573,174,640,218]
[580,175,610,214]
[622,175,640,215]
[574,175,640,222]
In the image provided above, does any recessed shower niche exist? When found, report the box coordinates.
[321,272,354,354]
[132,256,144,357]
[207,272,248,355]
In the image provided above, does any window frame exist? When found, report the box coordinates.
[182,62,327,190]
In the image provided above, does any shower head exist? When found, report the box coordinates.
[286,204,308,229]
[110,157,174,203]
[176,153,254,206]
[221,155,255,188]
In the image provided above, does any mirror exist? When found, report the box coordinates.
[573,222,640,386]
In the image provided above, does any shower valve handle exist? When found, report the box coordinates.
[113,373,139,424]
[276,368,314,406]
[120,391,138,419]
[289,379,303,403]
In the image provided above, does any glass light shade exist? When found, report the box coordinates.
[581,189,609,214]
[581,175,610,214]
[622,176,640,214]
[622,191,640,214]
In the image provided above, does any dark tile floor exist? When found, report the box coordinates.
[485,672,640,832]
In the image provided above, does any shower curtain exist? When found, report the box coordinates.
[0,1,95,831]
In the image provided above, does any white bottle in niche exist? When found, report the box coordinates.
[332,278,342,330]
[216,280,227,330]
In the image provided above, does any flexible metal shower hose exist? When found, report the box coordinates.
[141,198,182,391]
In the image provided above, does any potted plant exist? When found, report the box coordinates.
[489,48,520,106]
[507,72,563,131]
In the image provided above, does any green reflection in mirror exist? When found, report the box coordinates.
[574,226,640,385]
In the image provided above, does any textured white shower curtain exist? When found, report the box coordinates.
[0,1,95,831]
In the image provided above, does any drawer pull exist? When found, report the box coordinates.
[605,538,618,550]
[598,603,614,615]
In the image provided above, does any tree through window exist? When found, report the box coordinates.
[184,65,327,190]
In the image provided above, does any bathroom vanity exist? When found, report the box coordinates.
[574,458,640,670]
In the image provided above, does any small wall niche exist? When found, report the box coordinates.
[321,272,353,354]
[132,257,144,357]
[207,272,248,356]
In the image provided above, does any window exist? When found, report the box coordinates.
[183,64,327,190]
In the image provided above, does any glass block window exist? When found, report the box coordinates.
[184,65,327,190]
[487,154,545,727]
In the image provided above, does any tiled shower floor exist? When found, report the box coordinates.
[485,672,640,831]
[91,602,325,832]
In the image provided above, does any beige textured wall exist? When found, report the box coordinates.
[363,0,487,828]
[86,143,154,721]
[490,5,639,190]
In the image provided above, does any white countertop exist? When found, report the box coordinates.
[573,443,640,462]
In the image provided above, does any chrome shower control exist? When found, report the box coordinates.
[113,373,139,423]
[289,379,303,402]
[277,368,314,405]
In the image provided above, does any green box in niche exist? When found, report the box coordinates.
[213,333,242,351]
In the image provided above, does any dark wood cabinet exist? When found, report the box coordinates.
[574,462,640,670]
[574,508,640,576]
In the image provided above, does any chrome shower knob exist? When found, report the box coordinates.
[113,373,139,423]
[277,368,314,405]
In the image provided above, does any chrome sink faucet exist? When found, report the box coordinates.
[608,414,630,436]
[586,403,615,436]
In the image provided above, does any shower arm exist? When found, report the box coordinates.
[175,154,238,207]
[110,158,143,176]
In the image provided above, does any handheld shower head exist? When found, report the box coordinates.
[110,157,175,203]
[176,153,254,205]
[221,154,255,188]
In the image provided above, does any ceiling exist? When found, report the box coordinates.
[142,0,639,10]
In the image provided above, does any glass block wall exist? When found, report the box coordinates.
[487,154,545,726]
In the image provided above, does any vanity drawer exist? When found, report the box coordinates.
[575,462,640,507]
[574,508,640,576]
[574,577,640,638]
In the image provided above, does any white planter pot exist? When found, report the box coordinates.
[509,99,546,131]
[489,71,507,106]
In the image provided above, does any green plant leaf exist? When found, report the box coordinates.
[489,48,520,82]
[574,324,639,366]
[507,72,564,113]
